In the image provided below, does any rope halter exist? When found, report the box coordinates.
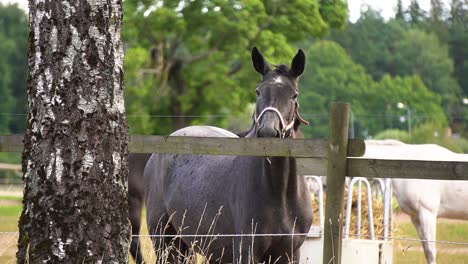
[254,106,295,138]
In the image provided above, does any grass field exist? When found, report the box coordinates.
[2,191,468,263]
[0,193,21,264]
[392,215,468,264]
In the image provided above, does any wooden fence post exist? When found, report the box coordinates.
[323,102,350,264]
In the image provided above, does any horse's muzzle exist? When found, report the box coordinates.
[257,124,280,138]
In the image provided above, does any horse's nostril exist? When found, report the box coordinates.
[257,127,281,138]
[272,129,280,137]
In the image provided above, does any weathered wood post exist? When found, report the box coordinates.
[323,102,350,264]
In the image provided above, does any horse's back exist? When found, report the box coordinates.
[170,125,239,138]
[144,125,239,194]
[144,126,242,230]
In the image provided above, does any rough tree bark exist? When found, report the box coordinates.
[17,1,130,262]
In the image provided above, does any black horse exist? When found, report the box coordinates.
[128,127,305,263]
[128,126,305,264]
[142,48,312,263]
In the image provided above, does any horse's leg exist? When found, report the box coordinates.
[148,214,190,264]
[129,195,145,264]
[410,209,437,264]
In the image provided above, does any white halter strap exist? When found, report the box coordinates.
[254,106,295,138]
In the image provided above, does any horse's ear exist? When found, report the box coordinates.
[251,47,269,75]
[290,49,305,77]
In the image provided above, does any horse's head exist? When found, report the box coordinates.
[251,47,309,138]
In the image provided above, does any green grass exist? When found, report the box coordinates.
[394,250,468,264]
[0,206,21,218]
[397,221,468,245]
[393,220,468,263]
[0,196,21,202]
[0,203,20,264]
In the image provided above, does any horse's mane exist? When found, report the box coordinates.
[273,64,290,75]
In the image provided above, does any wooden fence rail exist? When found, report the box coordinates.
[1,134,366,157]
[2,135,468,180]
[1,103,468,264]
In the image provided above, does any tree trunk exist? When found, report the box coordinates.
[168,59,191,131]
[17,1,130,263]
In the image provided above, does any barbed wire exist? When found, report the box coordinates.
[1,231,468,246]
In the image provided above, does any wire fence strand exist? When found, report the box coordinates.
[2,231,468,246]
[1,112,468,119]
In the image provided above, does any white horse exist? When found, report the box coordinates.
[364,140,468,264]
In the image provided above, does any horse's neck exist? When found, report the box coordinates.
[265,157,301,198]
[243,125,302,196]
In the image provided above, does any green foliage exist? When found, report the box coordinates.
[427,0,448,42]
[408,0,425,25]
[0,3,28,133]
[299,40,373,137]
[452,137,468,153]
[409,122,466,153]
[0,34,15,133]
[374,129,410,142]
[299,41,447,138]
[0,4,28,134]
[319,0,348,29]
[394,221,468,263]
[0,205,22,217]
[123,0,348,134]
[329,10,405,80]
[448,0,468,96]
[370,75,447,127]
[389,29,461,113]
[395,0,405,20]
[375,123,468,153]
[330,10,463,123]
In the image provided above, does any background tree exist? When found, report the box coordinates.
[123,0,348,135]
[17,1,130,262]
[427,0,448,42]
[329,11,462,124]
[329,10,405,80]
[299,41,446,138]
[298,40,374,138]
[395,0,405,20]
[0,35,15,133]
[409,0,426,25]
[0,4,28,133]
[448,0,468,95]
[0,4,28,181]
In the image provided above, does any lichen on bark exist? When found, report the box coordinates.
[17,1,130,262]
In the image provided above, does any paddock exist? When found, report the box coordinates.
[1,103,468,263]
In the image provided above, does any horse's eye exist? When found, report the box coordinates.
[256,90,260,96]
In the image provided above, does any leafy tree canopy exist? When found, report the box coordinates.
[299,41,446,138]
[123,0,348,134]
[0,4,28,133]
[329,9,462,119]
